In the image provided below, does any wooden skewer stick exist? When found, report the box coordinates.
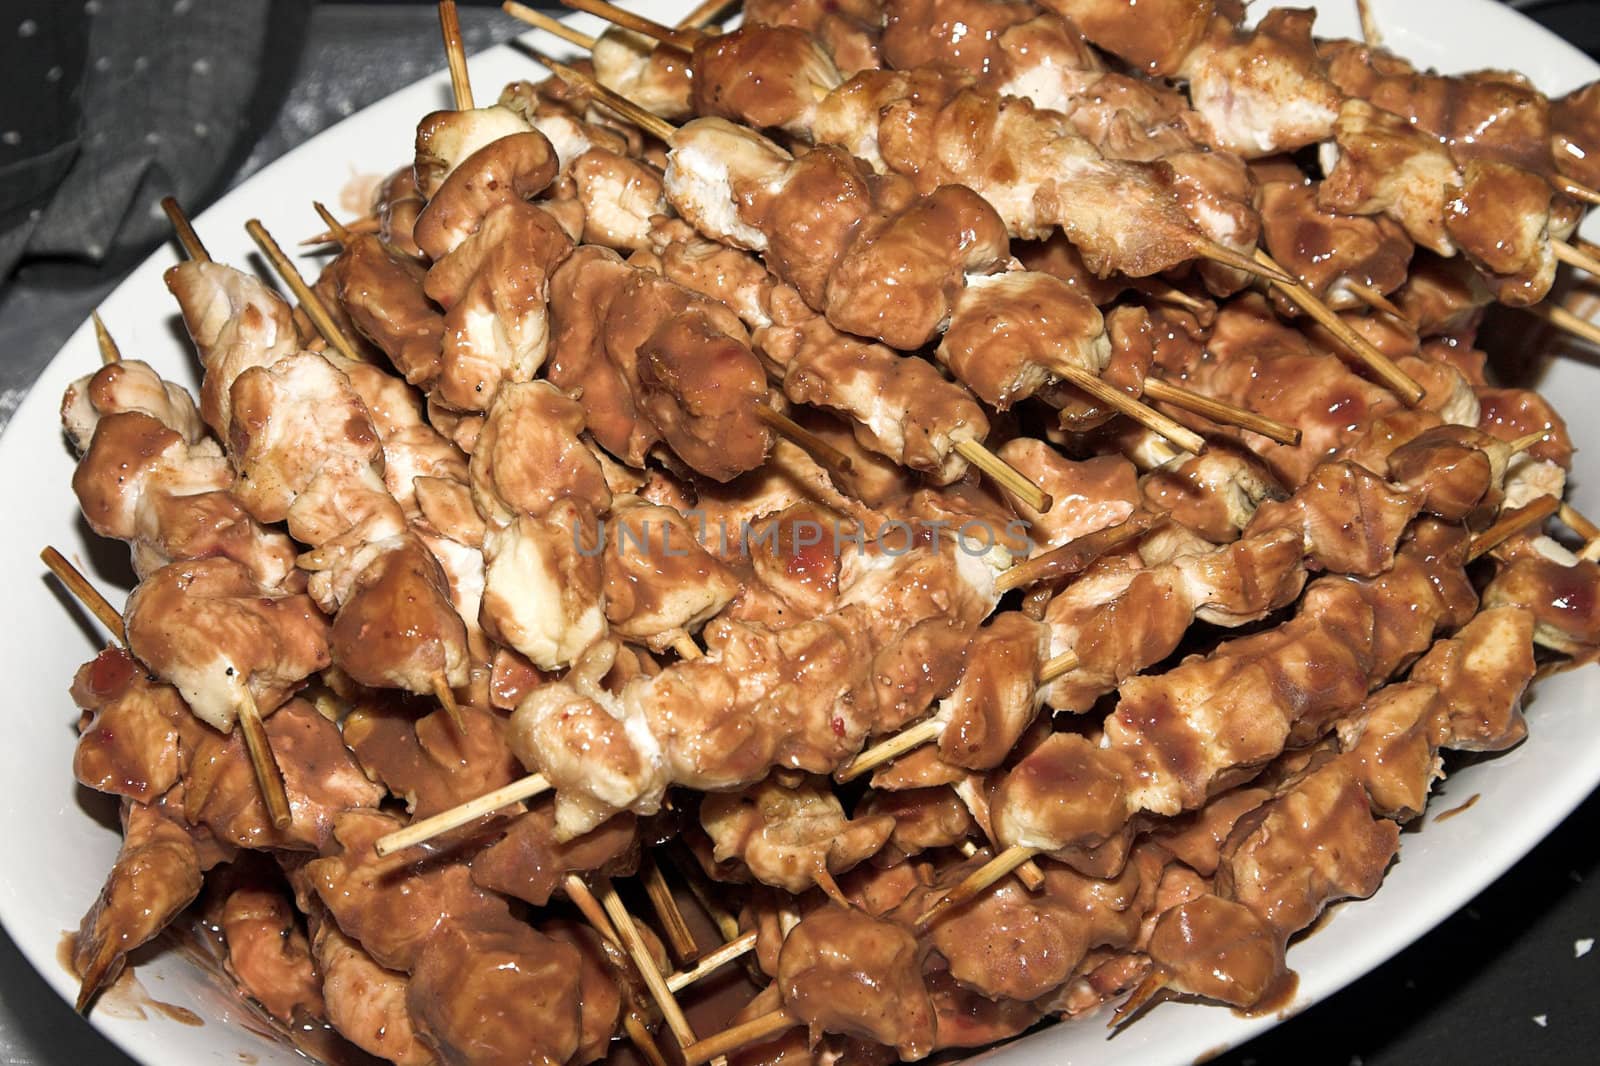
[1343,280,1406,322]
[1142,378,1301,446]
[1108,968,1169,1030]
[503,1,597,49]
[1355,0,1382,47]
[666,844,743,943]
[535,52,678,141]
[643,856,702,963]
[1133,279,1210,316]
[244,219,367,365]
[560,0,705,51]
[237,687,294,830]
[301,214,380,247]
[1468,494,1561,562]
[676,0,730,30]
[90,312,122,366]
[373,772,551,856]
[1057,365,1206,456]
[666,930,758,993]
[596,877,702,1049]
[915,843,1042,932]
[953,438,1052,512]
[1561,502,1600,542]
[431,673,468,734]
[437,1,475,109]
[311,201,352,244]
[1555,177,1600,207]
[1527,301,1600,350]
[160,196,210,262]
[1579,237,1600,262]
[562,875,673,1066]
[672,634,703,660]
[1554,239,1600,278]
[683,1008,798,1066]
[1506,430,1550,454]
[1257,250,1426,404]
[836,649,1079,783]
[836,718,943,783]
[40,547,125,642]
[756,405,853,475]
[1197,237,1295,285]
[995,513,1156,594]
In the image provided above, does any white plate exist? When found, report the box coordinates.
[2,2,1598,1064]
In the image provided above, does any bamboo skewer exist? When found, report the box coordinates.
[1343,280,1406,322]
[1468,495,1561,562]
[835,650,1079,783]
[953,439,1052,512]
[1356,0,1382,47]
[1056,366,1206,456]
[90,312,122,365]
[683,1008,798,1066]
[1554,239,1600,278]
[160,196,210,262]
[1141,378,1301,446]
[676,0,731,30]
[373,773,552,856]
[562,875,673,1066]
[1257,250,1426,404]
[560,0,705,51]
[311,201,352,244]
[666,930,758,993]
[503,1,597,49]
[1528,302,1600,349]
[666,844,743,943]
[437,1,475,109]
[302,214,379,247]
[596,878,702,1049]
[431,674,468,734]
[1556,177,1600,207]
[243,218,367,366]
[40,547,125,643]
[643,855,702,963]
[756,405,854,475]
[915,843,1042,931]
[236,688,294,830]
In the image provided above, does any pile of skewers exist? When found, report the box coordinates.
[48,1,1600,1063]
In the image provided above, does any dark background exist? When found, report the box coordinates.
[0,2,1597,1064]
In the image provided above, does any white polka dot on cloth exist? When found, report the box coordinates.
[93,55,110,72]
[84,0,100,13]
[192,57,211,75]
[1,131,20,146]
[45,64,62,82]
[18,18,37,37]
[173,0,193,12]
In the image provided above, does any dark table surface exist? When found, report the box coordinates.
[0,3,1597,1064]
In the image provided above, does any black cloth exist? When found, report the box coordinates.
[0,0,311,282]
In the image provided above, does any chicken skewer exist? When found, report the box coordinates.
[39,549,294,834]
[160,204,472,705]
[532,52,1214,460]
[841,424,1535,781]
[56,314,318,827]
[918,501,1563,930]
[418,48,1055,506]
[543,0,1425,404]
[245,218,470,730]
